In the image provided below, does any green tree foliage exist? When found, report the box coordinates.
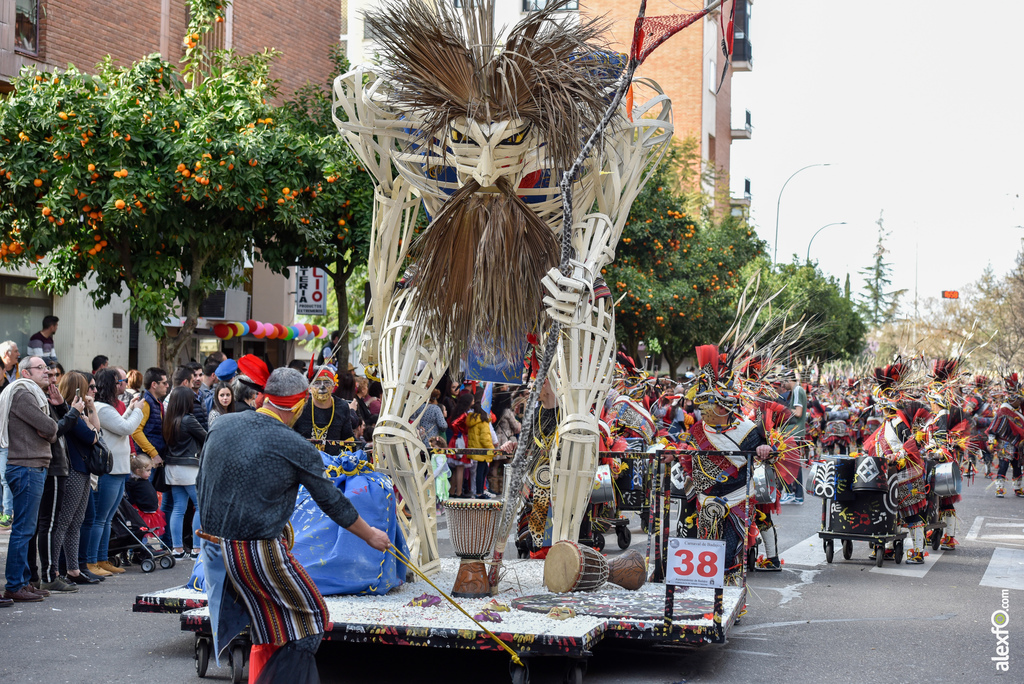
[746,256,867,362]
[604,141,765,378]
[857,212,906,328]
[0,0,372,369]
[280,45,374,370]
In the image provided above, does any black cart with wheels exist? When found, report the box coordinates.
[815,455,907,566]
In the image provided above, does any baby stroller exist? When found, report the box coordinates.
[107,495,176,572]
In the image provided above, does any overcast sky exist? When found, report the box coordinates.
[727,0,1024,313]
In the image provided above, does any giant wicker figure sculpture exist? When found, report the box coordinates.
[333,0,724,574]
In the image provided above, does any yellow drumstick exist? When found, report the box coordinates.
[387,544,522,666]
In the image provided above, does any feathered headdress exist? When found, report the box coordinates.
[1003,372,1022,400]
[926,357,965,409]
[688,344,737,407]
[872,358,916,412]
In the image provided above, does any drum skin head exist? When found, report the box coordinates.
[544,541,582,593]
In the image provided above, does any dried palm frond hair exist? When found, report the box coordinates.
[362,0,622,172]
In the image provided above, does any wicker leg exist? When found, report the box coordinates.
[373,288,443,575]
[550,297,615,543]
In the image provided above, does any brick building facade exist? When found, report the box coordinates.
[0,0,342,99]
[580,0,751,209]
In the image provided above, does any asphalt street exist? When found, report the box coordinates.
[1,474,1021,684]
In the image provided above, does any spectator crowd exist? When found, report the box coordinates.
[0,320,526,606]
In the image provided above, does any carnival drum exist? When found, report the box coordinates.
[444,499,504,598]
[592,464,615,505]
[544,540,609,593]
[606,549,648,590]
[931,461,963,498]
[852,454,887,494]
[752,463,779,504]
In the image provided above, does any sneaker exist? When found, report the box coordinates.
[996,488,1005,498]
[1016,490,1024,498]
[868,548,895,561]
[0,513,12,528]
[905,550,925,564]
[792,497,804,505]
[753,556,782,572]
[940,536,957,550]
[172,550,189,560]
[85,563,113,578]
[97,561,125,575]
[66,572,100,585]
[779,493,795,505]
[40,577,79,594]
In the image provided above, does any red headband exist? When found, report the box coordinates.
[264,392,307,409]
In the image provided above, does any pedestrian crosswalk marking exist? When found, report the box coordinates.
[966,516,1024,548]
[979,548,1024,591]
[779,534,827,567]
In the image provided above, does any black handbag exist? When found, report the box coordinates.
[82,435,113,476]
[151,464,171,493]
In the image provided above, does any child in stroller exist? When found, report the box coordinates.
[108,456,175,571]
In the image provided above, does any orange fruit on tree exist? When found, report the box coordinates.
[33,179,42,187]
[114,199,126,209]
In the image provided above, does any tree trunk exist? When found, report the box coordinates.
[161,253,209,371]
[326,255,357,371]
[663,348,680,381]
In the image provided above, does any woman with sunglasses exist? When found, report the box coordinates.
[89,369,144,574]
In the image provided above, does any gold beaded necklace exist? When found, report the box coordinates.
[311,399,335,441]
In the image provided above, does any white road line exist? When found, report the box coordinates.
[966,516,984,542]
[964,516,1024,547]
[870,549,943,578]
[980,548,1024,591]
[779,534,826,567]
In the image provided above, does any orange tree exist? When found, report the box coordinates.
[0,0,372,369]
[280,45,375,370]
[604,144,765,378]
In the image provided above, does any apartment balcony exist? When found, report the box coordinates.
[731,109,752,140]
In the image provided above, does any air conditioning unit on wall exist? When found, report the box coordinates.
[199,289,251,320]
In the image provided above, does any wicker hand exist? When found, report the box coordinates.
[541,260,590,326]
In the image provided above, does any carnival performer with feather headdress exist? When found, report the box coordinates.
[989,372,1024,499]
[921,358,971,550]
[664,344,800,580]
[862,361,931,564]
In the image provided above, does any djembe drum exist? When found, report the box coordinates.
[606,549,647,591]
[544,541,649,593]
[443,499,504,598]
[544,540,609,593]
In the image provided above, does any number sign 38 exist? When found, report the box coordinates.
[666,537,726,588]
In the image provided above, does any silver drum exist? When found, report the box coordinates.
[931,461,963,498]
[752,463,779,504]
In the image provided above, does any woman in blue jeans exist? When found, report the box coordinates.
[87,370,145,574]
[161,386,207,559]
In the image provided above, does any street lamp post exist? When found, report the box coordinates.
[773,163,830,265]
[806,222,847,263]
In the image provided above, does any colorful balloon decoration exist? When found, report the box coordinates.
[211,320,327,340]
